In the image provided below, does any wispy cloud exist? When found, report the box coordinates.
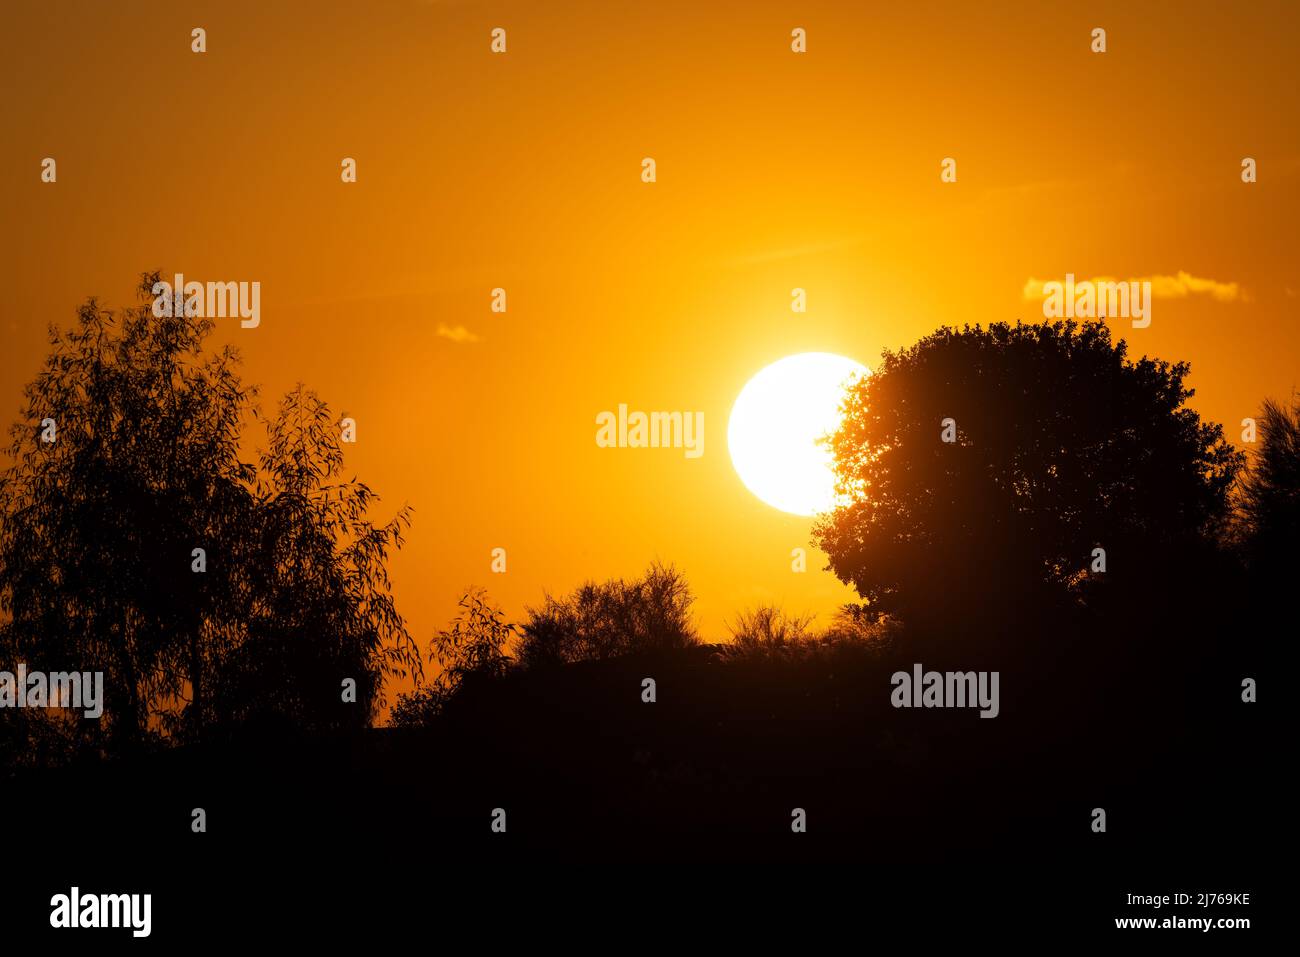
[436,324,480,344]
[1023,271,1246,303]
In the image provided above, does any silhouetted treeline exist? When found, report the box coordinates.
[0,308,1285,904]
[394,320,1287,744]
[4,301,1291,784]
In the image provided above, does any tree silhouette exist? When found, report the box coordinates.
[0,275,256,758]
[206,384,421,733]
[813,321,1243,633]
[390,565,698,727]
[0,274,418,763]
[518,562,698,667]
[1237,394,1300,590]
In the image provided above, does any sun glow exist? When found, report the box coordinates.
[727,352,869,517]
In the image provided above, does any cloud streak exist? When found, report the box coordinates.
[436,324,480,344]
[1023,271,1245,303]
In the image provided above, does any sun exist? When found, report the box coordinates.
[727,352,869,516]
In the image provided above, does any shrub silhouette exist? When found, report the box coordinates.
[722,603,898,665]
[517,562,698,667]
[813,320,1243,635]
[391,588,516,726]
[819,603,899,646]
[726,605,816,656]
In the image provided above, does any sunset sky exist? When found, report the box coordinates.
[3,1,1297,705]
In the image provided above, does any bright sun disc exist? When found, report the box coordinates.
[727,352,869,516]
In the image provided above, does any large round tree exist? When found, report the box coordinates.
[812,321,1242,632]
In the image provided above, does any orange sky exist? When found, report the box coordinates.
[3,1,1298,705]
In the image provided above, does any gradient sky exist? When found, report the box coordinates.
[3,1,1297,705]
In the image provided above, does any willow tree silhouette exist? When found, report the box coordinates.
[206,384,420,735]
[813,321,1244,641]
[0,273,418,766]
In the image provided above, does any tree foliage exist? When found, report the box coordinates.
[1236,394,1300,587]
[517,562,698,668]
[0,274,417,764]
[813,321,1243,627]
[207,384,420,732]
